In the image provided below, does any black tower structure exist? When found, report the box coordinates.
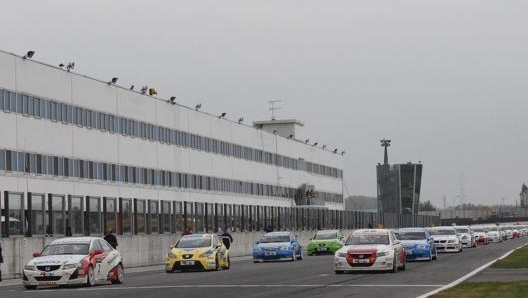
[376,140,423,214]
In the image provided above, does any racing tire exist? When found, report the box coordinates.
[111,264,124,284]
[432,249,438,260]
[225,256,231,270]
[85,265,95,287]
[291,251,297,261]
[334,270,344,274]
[298,251,303,260]
[24,285,37,290]
[391,256,398,273]
[428,250,433,262]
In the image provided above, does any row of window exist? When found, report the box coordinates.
[0,88,343,179]
[0,149,344,203]
[0,191,440,237]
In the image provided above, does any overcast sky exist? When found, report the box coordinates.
[2,0,527,208]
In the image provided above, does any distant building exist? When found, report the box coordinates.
[376,140,423,214]
[521,183,528,208]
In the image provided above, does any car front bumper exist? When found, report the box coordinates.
[333,255,395,271]
[23,268,86,287]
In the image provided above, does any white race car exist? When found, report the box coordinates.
[454,226,476,248]
[23,237,124,289]
[429,226,463,253]
[486,225,503,242]
[334,229,405,274]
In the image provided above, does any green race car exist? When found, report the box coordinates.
[307,230,345,255]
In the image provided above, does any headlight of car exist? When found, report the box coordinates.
[280,246,291,251]
[63,263,81,270]
[336,252,347,258]
[462,235,469,240]
[167,251,175,258]
[448,240,455,243]
[199,249,215,258]
[24,264,37,271]
[376,251,389,257]
[416,244,426,249]
[253,247,262,252]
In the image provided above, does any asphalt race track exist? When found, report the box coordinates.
[2,238,527,298]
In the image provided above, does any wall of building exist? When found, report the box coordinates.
[0,49,343,209]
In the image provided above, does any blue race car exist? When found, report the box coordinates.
[253,231,303,262]
[396,227,437,261]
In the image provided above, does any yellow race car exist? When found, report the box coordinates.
[166,233,230,272]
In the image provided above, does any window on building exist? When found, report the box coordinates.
[3,192,25,236]
[148,200,159,234]
[120,198,133,234]
[173,201,183,233]
[50,194,65,235]
[195,202,204,233]
[29,193,45,236]
[104,197,117,234]
[86,196,101,235]
[161,200,171,234]
[135,199,146,234]
[69,195,83,236]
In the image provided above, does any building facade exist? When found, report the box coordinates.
[377,163,423,214]
[0,49,346,237]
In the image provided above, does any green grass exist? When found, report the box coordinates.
[492,245,528,268]
[429,281,528,298]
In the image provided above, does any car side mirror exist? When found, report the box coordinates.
[309,238,313,241]
[170,245,174,249]
[32,252,41,258]
[255,240,260,244]
[394,240,401,245]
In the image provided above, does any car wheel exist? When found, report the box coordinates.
[391,252,399,273]
[86,265,95,287]
[111,264,124,284]
[298,250,303,260]
[391,259,398,273]
[428,250,433,261]
[24,285,37,290]
[225,256,231,270]
[291,251,297,261]
[334,270,344,274]
[432,249,438,260]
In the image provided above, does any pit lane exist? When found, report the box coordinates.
[1,237,527,298]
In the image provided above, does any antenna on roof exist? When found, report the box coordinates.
[268,100,282,121]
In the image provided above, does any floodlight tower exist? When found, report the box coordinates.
[380,139,391,165]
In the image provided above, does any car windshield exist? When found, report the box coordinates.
[176,237,211,248]
[397,231,426,240]
[429,229,456,235]
[455,228,469,233]
[346,233,389,245]
[260,235,291,243]
[40,243,89,256]
[472,228,486,233]
[314,231,337,240]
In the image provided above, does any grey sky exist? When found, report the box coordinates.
[2,0,527,207]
